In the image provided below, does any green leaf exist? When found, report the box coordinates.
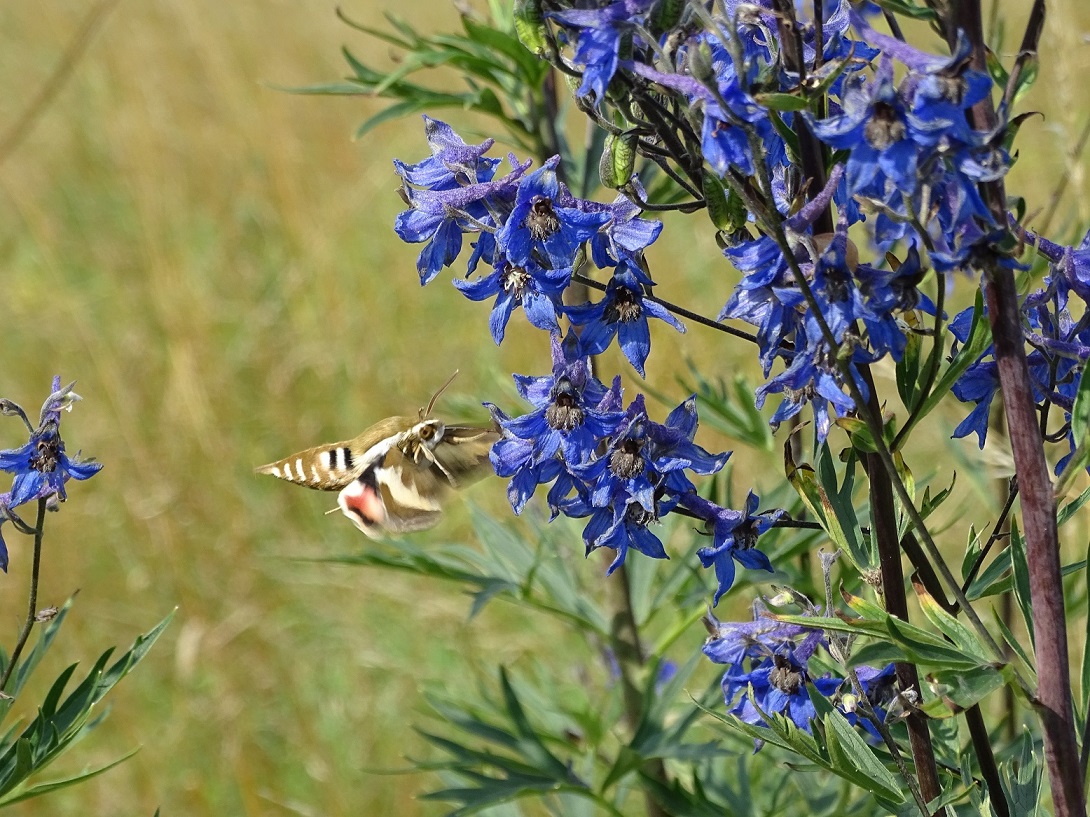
[1000,731,1042,814]
[896,327,924,410]
[911,577,990,660]
[499,669,571,780]
[992,607,1036,680]
[822,709,904,802]
[1008,52,1039,105]
[463,15,546,83]
[0,748,138,807]
[926,666,1006,712]
[1009,525,1035,649]
[753,92,810,112]
[1083,541,1090,718]
[966,547,1011,601]
[816,446,872,571]
[513,0,548,57]
[871,0,939,21]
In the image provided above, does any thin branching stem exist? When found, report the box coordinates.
[569,271,766,345]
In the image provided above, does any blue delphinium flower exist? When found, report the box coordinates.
[704,605,896,741]
[496,157,609,273]
[586,182,663,268]
[725,652,844,732]
[0,379,102,508]
[548,0,655,102]
[488,334,625,512]
[394,117,532,285]
[566,263,685,377]
[0,378,103,571]
[574,394,728,514]
[454,258,570,344]
[683,492,781,605]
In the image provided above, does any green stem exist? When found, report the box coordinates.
[0,498,48,692]
[607,564,673,817]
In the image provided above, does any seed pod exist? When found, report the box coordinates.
[688,40,715,85]
[702,173,747,233]
[599,131,638,189]
[648,0,684,37]
[513,0,548,57]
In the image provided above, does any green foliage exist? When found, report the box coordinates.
[0,602,171,808]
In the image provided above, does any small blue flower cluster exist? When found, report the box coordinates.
[394,119,781,601]
[0,377,102,571]
[703,603,896,740]
[950,227,1090,471]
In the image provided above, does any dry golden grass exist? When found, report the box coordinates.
[0,0,1087,814]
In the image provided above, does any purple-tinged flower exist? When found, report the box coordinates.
[854,247,933,360]
[808,58,918,196]
[393,116,500,189]
[755,301,868,444]
[579,499,670,574]
[1021,226,1090,304]
[395,137,531,284]
[566,264,685,377]
[548,0,655,102]
[586,184,663,268]
[683,492,780,604]
[724,652,844,733]
[703,604,819,668]
[0,379,101,509]
[0,378,102,572]
[719,166,846,376]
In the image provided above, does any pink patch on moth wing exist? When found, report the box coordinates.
[338,480,386,526]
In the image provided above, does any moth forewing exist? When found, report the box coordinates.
[254,439,366,491]
[253,416,418,492]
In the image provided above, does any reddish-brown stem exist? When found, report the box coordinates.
[862,439,942,813]
[951,1,1086,814]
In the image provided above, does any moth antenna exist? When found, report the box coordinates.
[422,369,460,419]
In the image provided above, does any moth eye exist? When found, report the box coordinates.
[419,426,434,440]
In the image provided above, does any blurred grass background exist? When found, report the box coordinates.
[0,0,1088,814]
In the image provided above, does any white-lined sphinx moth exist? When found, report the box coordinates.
[256,373,498,538]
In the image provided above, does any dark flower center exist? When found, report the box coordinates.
[934,74,968,105]
[863,102,906,150]
[865,671,899,710]
[545,391,585,432]
[604,287,643,324]
[502,265,531,298]
[525,196,561,241]
[609,438,645,478]
[822,267,852,303]
[768,655,805,695]
[625,503,656,527]
[890,277,922,311]
[783,383,818,405]
[30,436,61,474]
[734,519,760,550]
